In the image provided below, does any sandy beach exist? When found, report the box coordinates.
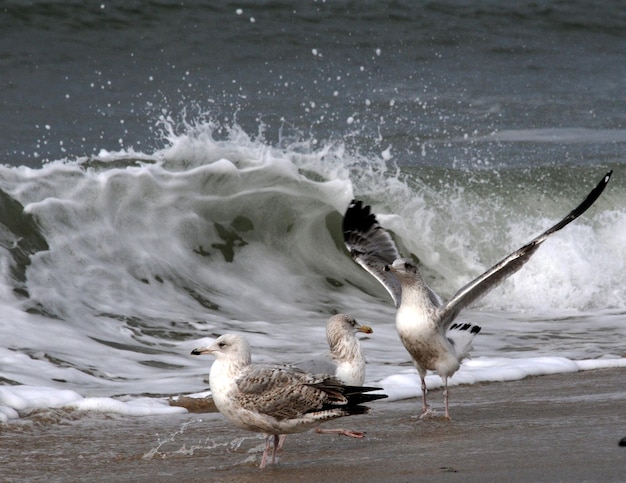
[1,368,625,482]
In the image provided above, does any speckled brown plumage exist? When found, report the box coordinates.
[191,334,386,468]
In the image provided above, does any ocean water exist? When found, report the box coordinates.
[1,1,626,422]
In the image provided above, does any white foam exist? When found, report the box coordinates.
[67,397,186,416]
[0,385,186,422]
[0,385,83,421]
[380,356,626,402]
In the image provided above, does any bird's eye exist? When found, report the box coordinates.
[404,262,411,269]
[218,342,226,348]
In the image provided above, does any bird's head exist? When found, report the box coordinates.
[384,258,418,280]
[191,333,252,364]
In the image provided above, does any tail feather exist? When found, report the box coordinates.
[307,380,388,413]
[447,322,481,361]
[342,384,385,395]
[346,391,388,406]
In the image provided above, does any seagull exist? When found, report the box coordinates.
[343,171,612,419]
[291,314,373,440]
[191,334,387,469]
[296,314,373,387]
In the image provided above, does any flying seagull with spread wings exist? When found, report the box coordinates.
[191,334,387,468]
[343,171,612,419]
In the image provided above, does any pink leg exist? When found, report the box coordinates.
[277,434,287,450]
[314,427,365,438]
[260,436,272,469]
[260,435,281,469]
[270,434,280,466]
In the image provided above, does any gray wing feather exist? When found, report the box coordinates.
[436,170,612,329]
[343,200,403,307]
[234,365,340,420]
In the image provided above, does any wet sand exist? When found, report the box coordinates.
[1,368,625,482]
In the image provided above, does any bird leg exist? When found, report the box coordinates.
[277,434,287,450]
[417,374,444,420]
[260,434,281,469]
[443,379,452,421]
[260,435,272,469]
[314,427,366,438]
[270,434,280,466]
[420,375,430,414]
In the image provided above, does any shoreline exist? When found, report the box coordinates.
[1,368,625,482]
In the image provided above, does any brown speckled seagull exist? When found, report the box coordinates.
[296,314,373,387]
[343,171,611,419]
[191,334,387,468]
[291,314,374,440]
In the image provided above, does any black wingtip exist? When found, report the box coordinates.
[346,392,389,406]
[573,169,612,216]
[541,169,612,238]
[449,322,482,334]
[343,199,378,236]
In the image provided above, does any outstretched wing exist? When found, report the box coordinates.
[436,170,612,329]
[342,200,403,307]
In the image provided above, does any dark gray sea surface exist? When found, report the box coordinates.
[2,0,625,168]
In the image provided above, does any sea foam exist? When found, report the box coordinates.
[0,121,624,421]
